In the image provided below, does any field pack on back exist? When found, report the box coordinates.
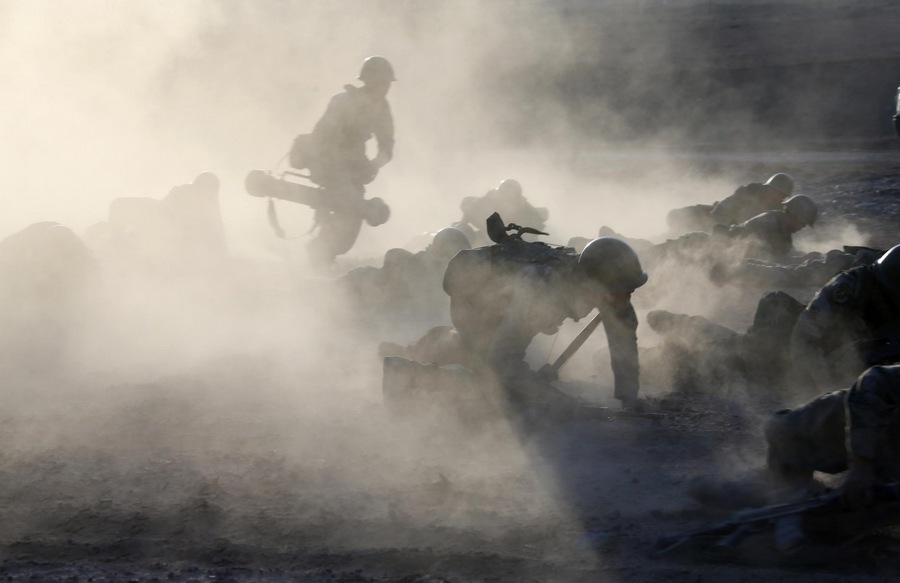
[443,212,577,296]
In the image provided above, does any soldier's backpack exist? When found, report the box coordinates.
[288,133,314,170]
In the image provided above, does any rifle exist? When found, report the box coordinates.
[656,481,900,557]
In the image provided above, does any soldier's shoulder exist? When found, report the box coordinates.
[816,266,875,306]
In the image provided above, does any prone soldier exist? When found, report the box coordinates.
[341,227,471,336]
[452,179,549,248]
[644,291,805,393]
[718,246,882,290]
[643,194,819,272]
[667,173,794,234]
[85,171,228,276]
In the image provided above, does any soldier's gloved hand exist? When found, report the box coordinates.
[841,457,877,509]
[536,364,558,383]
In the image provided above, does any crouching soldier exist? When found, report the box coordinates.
[382,229,649,427]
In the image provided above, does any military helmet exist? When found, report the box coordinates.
[782,194,817,227]
[765,173,794,197]
[192,171,219,192]
[495,178,523,198]
[875,245,900,295]
[358,56,396,84]
[578,237,648,292]
[429,227,471,262]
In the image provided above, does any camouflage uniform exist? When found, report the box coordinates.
[790,265,900,392]
[384,239,642,422]
[765,365,900,483]
[307,84,394,269]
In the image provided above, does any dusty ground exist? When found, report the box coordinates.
[5,3,900,583]
[0,150,898,583]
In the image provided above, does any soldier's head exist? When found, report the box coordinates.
[782,194,817,231]
[494,179,523,200]
[874,245,900,297]
[578,237,648,305]
[765,173,794,198]
[191,171,219,194]
[358,56,395,97]
[427,227,471,263]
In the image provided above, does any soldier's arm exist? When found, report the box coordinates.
[846,365,900,461]
[790,272,865,390]
[602,298,640,401]
[372,101,394,167]
[737,250,855,288]
[709,186,746,226]
[790,297,837,389]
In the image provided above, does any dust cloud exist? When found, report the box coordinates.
[0,0,891,574]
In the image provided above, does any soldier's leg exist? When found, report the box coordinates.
[379,325,466,365]
[307,174,365,269]
[666,203,715,234]
[764,389,849,481]
[382,357,497,425]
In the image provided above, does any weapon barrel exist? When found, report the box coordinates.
[245,170,328,208]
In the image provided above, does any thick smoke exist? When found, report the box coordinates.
[1,0,896,572]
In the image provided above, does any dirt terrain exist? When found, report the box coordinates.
[0,151,897,583]
[5,2,900,583]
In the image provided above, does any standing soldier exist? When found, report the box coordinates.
[301,56,396,271]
